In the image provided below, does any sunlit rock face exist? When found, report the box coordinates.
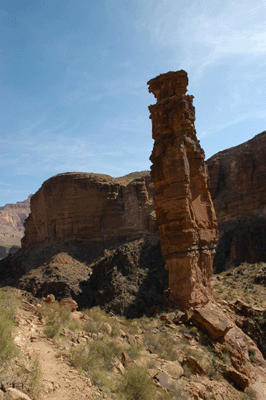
[148,70,218,310]
[22,172,156,256]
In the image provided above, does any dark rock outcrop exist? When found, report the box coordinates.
[207,131,266,270]
[89,233,167,317]
[148,70,218,310]
[0,233,168,317]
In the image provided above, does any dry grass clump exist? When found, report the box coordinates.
[39,301,71,338]
[0,288,20,361]
[118,364,188,400]
[143,331,178,361]
[29,358,41,398]
[241,387,258,400]
[118,364,157,400]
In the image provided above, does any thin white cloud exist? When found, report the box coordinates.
[0,181,13,187]
[18,115,46,136]
[199,108,266,139]
[139,0,266,75]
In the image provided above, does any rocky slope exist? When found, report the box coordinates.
[1,269,266,400]
[0,196,31,259]
[0,233,168,318]
[207,131,266,271]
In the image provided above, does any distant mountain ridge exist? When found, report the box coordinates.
[0,196,31,259]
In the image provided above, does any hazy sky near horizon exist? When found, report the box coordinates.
[1,0,266,205]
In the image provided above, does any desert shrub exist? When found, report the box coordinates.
[70,339,122,387]
[29,358,41,398]
[185,347,204,361]
[83,307,119,337]
[143,331,178,361]
[248,348,256,364]
[67,320,81,331]
[118,365,156,400]
[40,301,71,338]
[0,289,20,361]
[241,387,257,399]
[43,322,62,339]
[69,339,123,390]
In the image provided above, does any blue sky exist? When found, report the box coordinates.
[1,0,266,205]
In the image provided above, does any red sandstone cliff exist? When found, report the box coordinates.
[148,71,218,310]
[21,131,266,271]
[22,172,156,255]
[207,131,266,270]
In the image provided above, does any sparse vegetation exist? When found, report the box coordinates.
[143,331,178,361]
[248,348,256,364]
[1,263,266,400]
[29,358,41,398]
[118,364,156,400]
[40,301,71,339]
[241,387,257,399]
[0,288,20,361]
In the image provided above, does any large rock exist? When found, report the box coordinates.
[148,70,218,310]
[192,302,233,340]
[22,172,155,253]
[207,131,266,270]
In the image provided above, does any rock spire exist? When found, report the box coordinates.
[148,70,218,310]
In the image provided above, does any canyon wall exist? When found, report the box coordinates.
[207,131,266,270]
[148,70,218,310]
[22,172,156,257]
[19,130,266,273]
[0,196,31,259]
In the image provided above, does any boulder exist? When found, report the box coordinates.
[59,298,78,311]
[183,356,206,376]
[161,360,184,379]
[6,388,32,400]
[192,302,233,340]
[224,367,250,390]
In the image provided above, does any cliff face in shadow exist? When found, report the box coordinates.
[207,131,266,271]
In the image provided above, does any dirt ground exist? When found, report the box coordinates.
[14,301,103,400]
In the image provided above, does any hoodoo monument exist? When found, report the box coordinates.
[148,70,218,310]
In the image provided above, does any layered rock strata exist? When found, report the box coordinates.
[148,70,218,310]
[0,196,31,259]
[22,172,156,256]
[207,131,266,270]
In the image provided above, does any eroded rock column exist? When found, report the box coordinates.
[148,70,218,310]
